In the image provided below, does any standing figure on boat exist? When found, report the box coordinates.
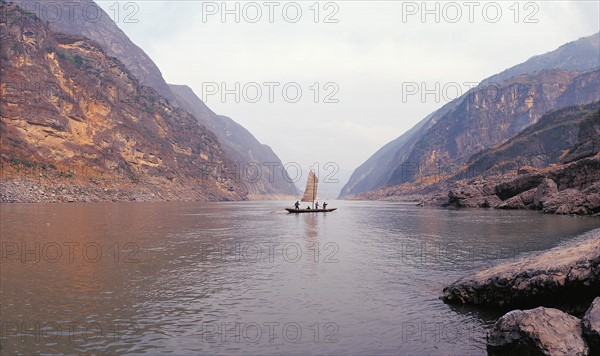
[315,202,320,209]
[323,202,328,209]
[294,201,300,210]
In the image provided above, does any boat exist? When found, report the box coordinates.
[286,170,336,214]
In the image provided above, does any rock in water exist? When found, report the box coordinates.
[442,232,600,308]
[582,297,600,354]
[487,307,589,356]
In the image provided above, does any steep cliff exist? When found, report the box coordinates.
[463,102,600,176]
[0,2,247,201]
[169,84,299,199]
[388,69,599,185]
[11,0,177,103]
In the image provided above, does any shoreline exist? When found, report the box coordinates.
[442,228,600,354]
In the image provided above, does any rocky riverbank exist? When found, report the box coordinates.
[421,155,600,216]
[442,228,600,354]
[0,175,247,203]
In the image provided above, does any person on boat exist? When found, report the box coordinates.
[307,206,311,209]
[315,202,320,209]
[294,201,300,210]
[323,202,328,209]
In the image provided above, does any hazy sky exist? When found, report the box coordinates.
[96,1,599,198]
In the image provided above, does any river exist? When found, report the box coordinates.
[1,201,599,355]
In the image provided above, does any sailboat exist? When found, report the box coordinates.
[285,170,337,213]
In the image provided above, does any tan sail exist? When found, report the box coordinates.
[300,170,318,203]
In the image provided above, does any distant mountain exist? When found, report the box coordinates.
[481,33,600,85]
[0,2,247,201]
[10,0,300,198]
[340,32,600,198]
[169,84,299,198]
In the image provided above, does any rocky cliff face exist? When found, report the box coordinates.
[10,0,177,103]
[169,84,299,199]
[341,33,600,198]
[388,69,600,185]
[462,102,600,176]
[0,2,247,201]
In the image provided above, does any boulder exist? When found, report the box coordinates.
[497,188,537,210]
[532,178,559,209]
[443,233,600,308]
[487,307,589,356]
[582,297,600,354]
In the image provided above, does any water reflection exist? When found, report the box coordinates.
[1,201,598,355]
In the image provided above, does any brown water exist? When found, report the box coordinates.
[1,201,599,355]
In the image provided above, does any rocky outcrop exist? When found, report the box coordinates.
[582,297,600,353]
[443,156,600,215]
[442,231,600,309]
[487,307,589,356]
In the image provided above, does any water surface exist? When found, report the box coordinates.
[1,201,599,355]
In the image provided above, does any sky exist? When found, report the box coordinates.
[96,0,600,198]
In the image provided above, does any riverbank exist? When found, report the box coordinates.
[351,155,600,216]
[0,175,247,203]
[443,228,600,354]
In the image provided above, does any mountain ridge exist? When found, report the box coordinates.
[340,32,600,198]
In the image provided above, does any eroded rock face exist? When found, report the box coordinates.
[442,156,600,215]
[487,307,589,356]
[582,297,600,354]
[442,232,600,308]
[533,178,559,209]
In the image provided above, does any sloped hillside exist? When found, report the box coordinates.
[0,2,247,202]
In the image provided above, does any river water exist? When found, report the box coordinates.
[1,201,599,355]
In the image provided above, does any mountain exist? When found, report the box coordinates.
[462,101,600,177]
[9,0,299,198]
[11,0,176,102]
[481,34,600,85]
[0,2,247,201]
[340,32,600,198]
[388,69,599,185]
[339,100,456,197]
[169,84,299,199]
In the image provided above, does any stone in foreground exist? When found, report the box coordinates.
[443,232,600,308]
[582,297,600,354]
[487,307,589,356]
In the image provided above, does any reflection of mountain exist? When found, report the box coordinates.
[341,33,600,198]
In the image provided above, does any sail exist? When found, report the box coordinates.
[300,170,318,202]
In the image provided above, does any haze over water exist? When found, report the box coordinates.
[1,201,599,355]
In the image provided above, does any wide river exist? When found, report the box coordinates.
[1,201,599,355]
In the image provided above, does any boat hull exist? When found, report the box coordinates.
[285,208,337,214]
